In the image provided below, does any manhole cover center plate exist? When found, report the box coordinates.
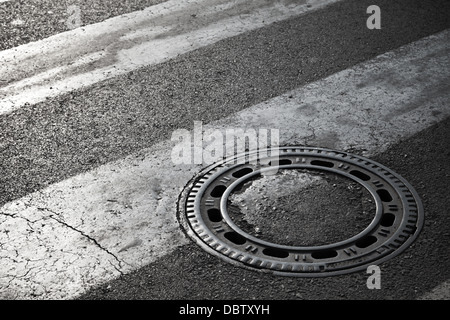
[177,147,424,277]
[227,169,376,247]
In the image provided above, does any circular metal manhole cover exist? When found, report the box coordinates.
[177,147,424,277]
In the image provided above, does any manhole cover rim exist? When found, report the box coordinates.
[177,146,424,277]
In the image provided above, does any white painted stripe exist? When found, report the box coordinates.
[1,30,449,299]
[418,280,450,300]
[0,0,339,115]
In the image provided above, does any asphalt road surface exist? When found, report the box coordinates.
[1,0,449,303]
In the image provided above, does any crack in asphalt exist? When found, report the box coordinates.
[44,210,124,274]
[0,209,125,276]
[303,119,317,145]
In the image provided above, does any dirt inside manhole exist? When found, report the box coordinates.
[228,169,376,247]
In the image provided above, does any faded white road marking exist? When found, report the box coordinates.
[10,19,25,26]
[0,0,339,115]
[1,30,449,299]
[418,280,450,300]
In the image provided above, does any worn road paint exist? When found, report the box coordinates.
[418,280,450,300]
[1,30,448,299]
[0,0,339,115]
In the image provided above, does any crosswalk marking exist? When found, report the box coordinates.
[0,0,340,116]
[1,28,448,299]
[418,280,450,300]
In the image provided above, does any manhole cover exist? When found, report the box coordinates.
[177,147,424,276]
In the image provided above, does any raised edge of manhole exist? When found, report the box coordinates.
[177,146,424,277]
